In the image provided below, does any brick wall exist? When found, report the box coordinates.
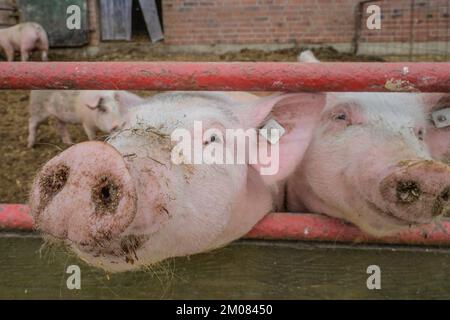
[162,0,450,46]
[359,0,450,43]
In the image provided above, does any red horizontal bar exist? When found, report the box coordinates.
[0,204,33,231]
[0,62,449,92]
[1,204,450,245]
[246,213,450,246]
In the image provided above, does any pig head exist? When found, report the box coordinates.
[285,92,450,236]
[77,90,143,137]
[29,91,293,272]
[297,49,450,165]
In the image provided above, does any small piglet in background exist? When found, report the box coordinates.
[0,22,49,62]
[27,90,144,148]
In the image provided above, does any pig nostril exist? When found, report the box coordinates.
[38,164,70,210]
[440,187,450,202]
[91,176,121,216]
[435,187,450,217]
[396,180,421,203]
[101,186,111,202]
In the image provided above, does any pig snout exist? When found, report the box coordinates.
[30,141,137,250]
[107,120,126,134]
[378,160,450,223]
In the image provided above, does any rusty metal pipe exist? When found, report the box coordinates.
[0,62,449,92]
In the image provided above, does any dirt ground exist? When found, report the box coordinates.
[0,45,444,203]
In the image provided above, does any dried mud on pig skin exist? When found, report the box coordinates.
[120,234,147,265]
[35,164,70,218]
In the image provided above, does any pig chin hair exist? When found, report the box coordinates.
[353,216,407,237]
[353,206,411,237]
[39,234,75,260]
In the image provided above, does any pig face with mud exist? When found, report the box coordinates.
[30,92,282,272]
[287,93,450,236]
[297,49,450,165]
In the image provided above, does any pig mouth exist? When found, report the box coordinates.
[365,200,414,227]
[76,234,149,265]
[46,233,150,268]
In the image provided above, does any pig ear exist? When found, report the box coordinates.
[114,91,144,108]
[251,93,327,185]
[238,93,299,129]
[85,94,102,109]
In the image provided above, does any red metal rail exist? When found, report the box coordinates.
[0,204,33,231]
[0,62,449,92]
[1,204,449,245]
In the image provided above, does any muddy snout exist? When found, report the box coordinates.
[29,141,137,250]
[379,160,450,223]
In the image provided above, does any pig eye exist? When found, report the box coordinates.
[333,112,347,121]
[204,134,221,146]
[416,128,424,141]
[98,105,107,113]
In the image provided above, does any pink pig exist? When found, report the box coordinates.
[282,92,450,236]
[288,50,450,234]
[29,91,297,271]
[0,22,49,62]
[297,50,450,163]
[298,49,450,165]
[27,90,144,148]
